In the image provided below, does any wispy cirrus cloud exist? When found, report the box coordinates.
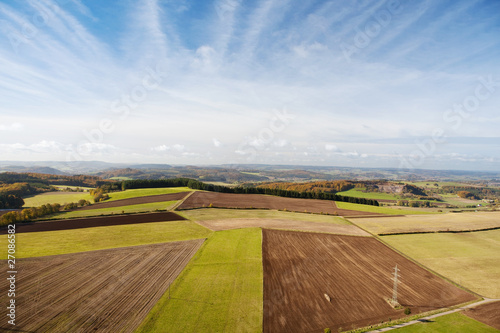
[0,0,499,170]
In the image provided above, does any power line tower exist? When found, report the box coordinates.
[391,264,401,308]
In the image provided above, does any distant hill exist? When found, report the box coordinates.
[0,165,67,175]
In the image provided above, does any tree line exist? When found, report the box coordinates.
[120,178,379,206]
[0,199,91,226]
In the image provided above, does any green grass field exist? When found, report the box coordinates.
[350,212,500,235]
[382,229,500,298]
[392,312,498,332]
[178,208,350,224]
[0,220,212,258]
[107,187,193,201]
[136,228,263,333]
[23,192,93,207]
[50,201,178,219]
[337,188,401,200]
[336,202,436,215]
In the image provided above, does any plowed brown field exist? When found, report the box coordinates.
[0,240,204,332]
[464,300,500,330]
[196,218,370,236]
[262,229,476,333]
[75,191,191,210]
[178,192,381,217]
[0,211,186,234]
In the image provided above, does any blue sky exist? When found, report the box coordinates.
[1,0,499,171]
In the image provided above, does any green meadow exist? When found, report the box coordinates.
[136,228,263,333]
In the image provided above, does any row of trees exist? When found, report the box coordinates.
[0,182,54,198]
[0,172,111,188]
[120,178,380,206]
[0,194,24,209]
[256,180,357,193]
[0,199,91,226]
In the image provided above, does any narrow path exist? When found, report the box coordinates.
[367,298,500,332]
[170,191,196,211]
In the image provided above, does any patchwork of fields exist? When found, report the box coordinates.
[382,229,500,298]
[0,240,204,332]
[352,211,500,235]
[1,187,497,332]
[262,229,476,333]
[178,191,383,216]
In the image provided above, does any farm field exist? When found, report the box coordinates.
[23,191,93,207]
[53,200,178,219]
[107,187,193,201]
[351,211,500,235]
[336,201,434,215]
[382,229,500,298]
[79,191,190,209]
[137,228,263,333]
[1,211,186,234]
[392,312,499,332]
[0,240,204,332]
[262,229,476,333]
[177,191,382,216]
[179,207,352,223]
[464,300,500,330]
[196,217,370,236]
[0,220,211,258]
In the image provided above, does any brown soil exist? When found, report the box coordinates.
[178,192,383,217]
[0,239,204,332]
[0,212,186,234]
[262,229,477,333]
[196,218,370,236]
[464,300,500,330]
[75,191,191,210]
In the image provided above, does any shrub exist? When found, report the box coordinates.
[404,307,411,315]
[324,329,331,333]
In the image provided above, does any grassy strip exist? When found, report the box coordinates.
[178,208,350,224]
[136,228,263,333]
[107,187,193,202]
[390,312,498,332]
[0,220,212,258]
[381,229,500,298]
[49,201,178,219]
[348,212,500,235]
[336,202,437,215]
[23,192,93,207]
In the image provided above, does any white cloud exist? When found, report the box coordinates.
[0,122,23,131]
[213,138,222,147]
[151,145,170,152]
[324,144,339,151]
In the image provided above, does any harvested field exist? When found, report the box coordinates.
[74,191,191,210]
[0,211,186,234]
[464,300,500,330]
[353,211,500,235]
[177,191,381,217]
[0,240,204,332]
[196,218,370,236]
[262,229,476,333]
[382,230,500,298]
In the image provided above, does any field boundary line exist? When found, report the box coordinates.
[171,191,196,211]
[365,298,500,332]
[345,217,484,299]
[378,225,500,236]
